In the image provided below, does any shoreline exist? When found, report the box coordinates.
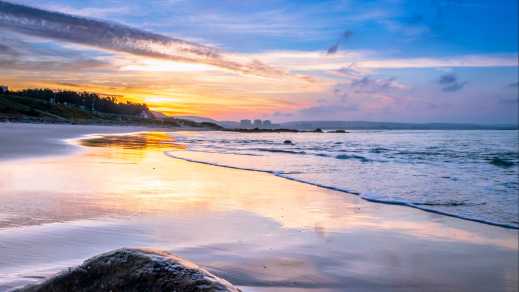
[0,122,216,162]
[164,151,519,230]
[0,124,517,291]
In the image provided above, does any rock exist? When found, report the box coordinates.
[283,140,293,145]
[16,248,240,292]
[330,129,347,133]
[312,128,323,133]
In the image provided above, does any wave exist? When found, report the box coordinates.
[412,200,486,207]
[188,149,263,156]
[369,147,389,153]
[488,157,515,168]
[254,148,306,155]
[164,151,518,230]
[335,154,371,162]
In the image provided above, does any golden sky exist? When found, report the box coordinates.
[0,0,517,123]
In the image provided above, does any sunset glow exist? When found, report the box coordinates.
[0,0,517,122]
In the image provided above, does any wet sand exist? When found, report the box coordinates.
[0,123,152,161]
[0,124,517,291]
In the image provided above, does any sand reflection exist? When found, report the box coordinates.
[1,132,515,249]
[79,132,186,150]
[77,133,518,250]
[1,131,517,291]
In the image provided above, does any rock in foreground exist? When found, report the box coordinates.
[17,248,240,292]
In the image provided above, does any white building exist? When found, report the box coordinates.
[139,110,153,119]
[240,119,252,128]
[253,119,262,128]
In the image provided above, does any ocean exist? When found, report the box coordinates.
[1,124,517,291]
[168,130,519,229]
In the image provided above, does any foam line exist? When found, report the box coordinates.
[164,151,519,230]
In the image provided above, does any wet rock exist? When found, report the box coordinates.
[283,140,293,145]
[16,248,240,292]
[312,128,323,133]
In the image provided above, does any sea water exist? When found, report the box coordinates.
[168,130,519,228]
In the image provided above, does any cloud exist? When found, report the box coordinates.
[379,18,429,39]
[327,30,353,55]
[0,1,285,77]
[0,43,19,56]
[21,2,134,18]
[239,50,518,74]
[334,73,406,96]
[291,72,408,121]
[272,111,294,118]
[350,76,404,93]
[298,104,360,116]
[437,73,467,92]
[358,54,518,69]
[0,57,112,72]
[438,73,457,84]
[507,81,519,88]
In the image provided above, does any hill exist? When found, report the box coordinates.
[0,88,222,129]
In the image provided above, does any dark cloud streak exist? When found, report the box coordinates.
[0,43,19,56]
[437,73,467,92]
[327,30,352,55]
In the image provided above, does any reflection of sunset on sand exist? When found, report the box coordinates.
[1,130,517,291]
[1,0,517,289]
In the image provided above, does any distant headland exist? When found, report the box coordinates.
[0,86,222,130]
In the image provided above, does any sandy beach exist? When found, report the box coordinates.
[0,123,517,291]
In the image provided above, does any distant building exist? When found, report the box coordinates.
[263,120,272,128]
[139,110,153,119]
[240,119,252,128]
[0,85,8,93]
[253,119,262,128]
[151,111,167,120]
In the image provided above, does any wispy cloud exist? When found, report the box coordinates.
[350,76,405,93]
[437,73,467,92]
[39,4,133,18]
[240,50,517,73]
[327,30,353,55]
[358,54,518,69]
[0,43,19,56]
[298,103,360,116]
[0,1,285,77]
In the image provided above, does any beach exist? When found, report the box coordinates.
[0,123,517,291]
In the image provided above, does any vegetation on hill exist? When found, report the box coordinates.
[0,88,222,129]
[14,89,148,116]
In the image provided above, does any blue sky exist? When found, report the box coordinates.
[0,0,518,123]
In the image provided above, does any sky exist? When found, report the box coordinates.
[0,0,517,124]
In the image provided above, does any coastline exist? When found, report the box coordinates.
[0,123,156,161]
[0,122,216,162]
[165,151,519,230]
[0,124,517,291]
